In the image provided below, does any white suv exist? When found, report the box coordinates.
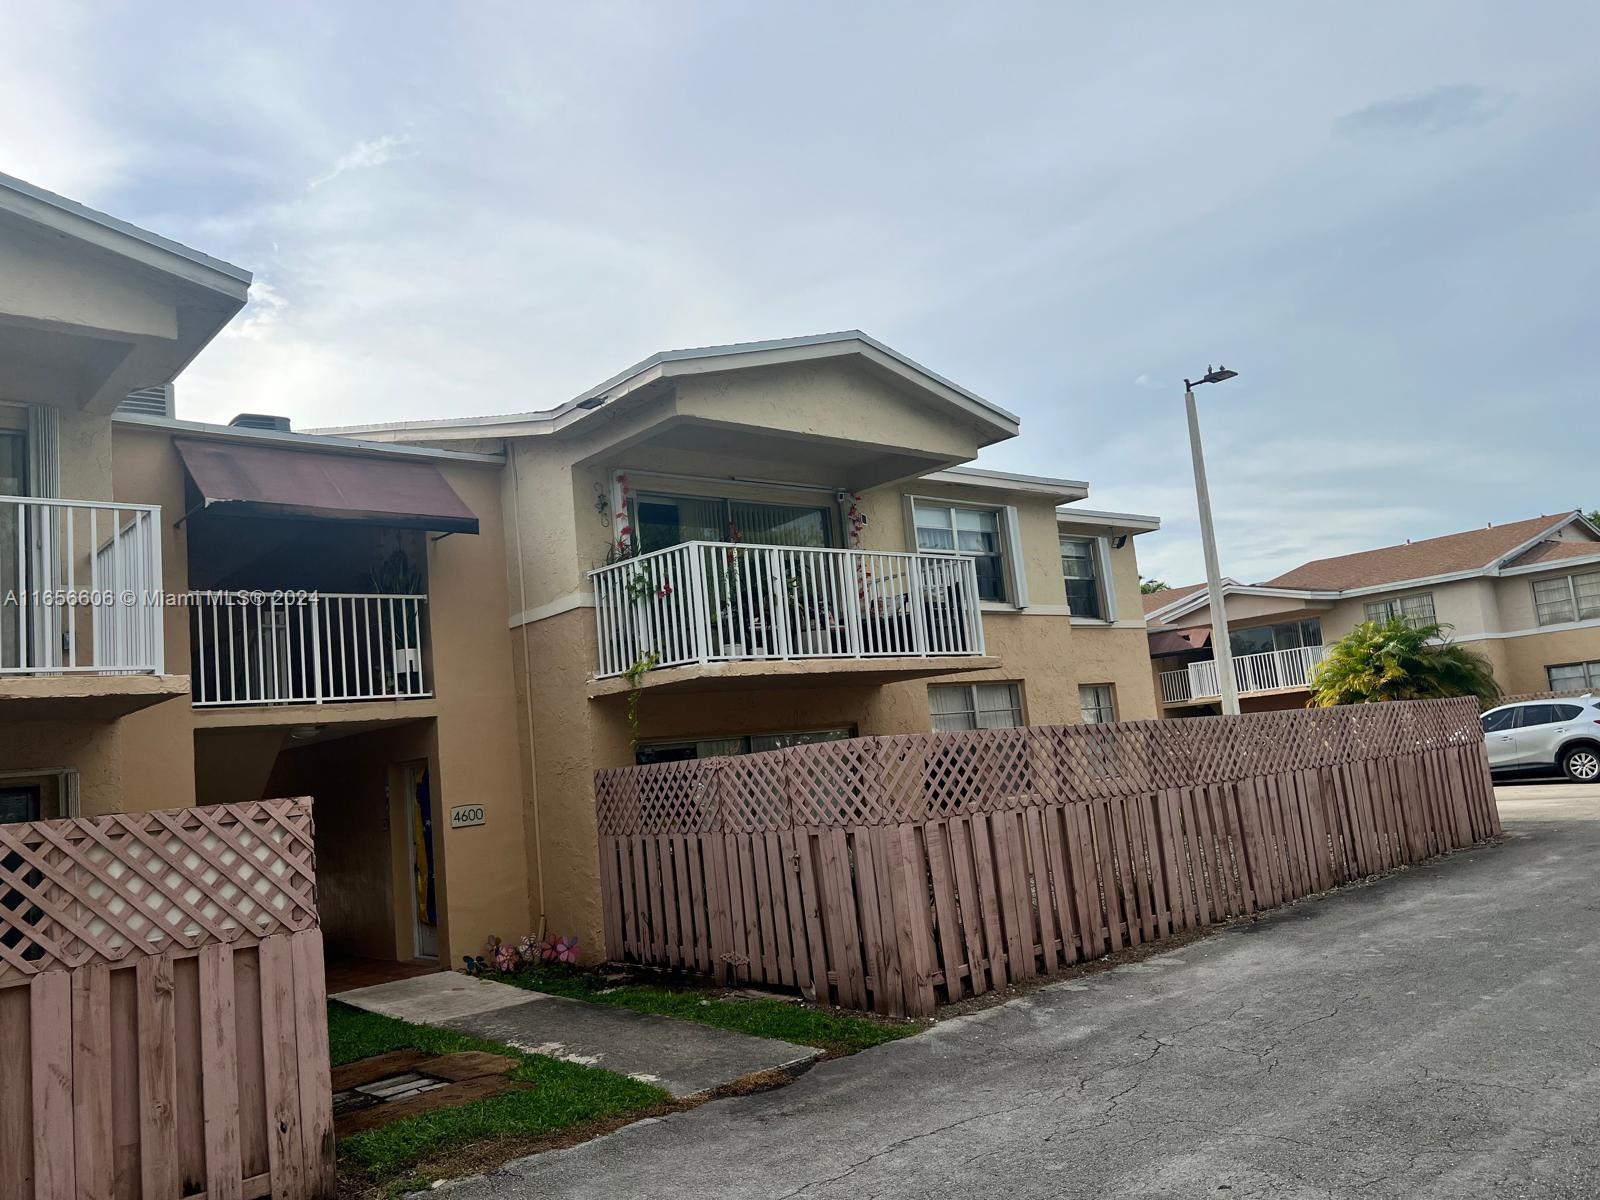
[1481,696,1600,782]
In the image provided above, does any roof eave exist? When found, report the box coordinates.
[0,171,252,301]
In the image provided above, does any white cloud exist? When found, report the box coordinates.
[308,133,413,189]
[4,1,1599,584]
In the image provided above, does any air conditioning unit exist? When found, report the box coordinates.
[229,413,292,432]
[117,384,175,418]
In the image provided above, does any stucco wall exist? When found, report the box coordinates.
[1492,628,1600,694]
[0,722,121,815]
[421,460,531,963]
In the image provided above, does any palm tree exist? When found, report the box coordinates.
[1308,617,1500,707]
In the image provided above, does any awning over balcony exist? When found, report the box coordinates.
[1148,626,1210,656]
[174,438,479,533]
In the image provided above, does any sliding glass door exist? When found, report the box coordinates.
[633,491,832,551]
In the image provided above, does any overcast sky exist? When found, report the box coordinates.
[5,3,1597,584]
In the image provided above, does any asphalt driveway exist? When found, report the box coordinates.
[439,783,1600,1199]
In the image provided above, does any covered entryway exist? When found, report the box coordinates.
[193,715,449,970]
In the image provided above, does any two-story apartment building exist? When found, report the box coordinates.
[1146,512,1600,714]
[327,334,1163,954]
[1,172,1161,969]
[0,172,529,970]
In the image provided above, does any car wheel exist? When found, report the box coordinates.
[1561,746,1600,783]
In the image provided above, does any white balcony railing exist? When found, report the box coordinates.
[1,495,163,675]
[1160,644,1328,705]
[191,591,429,706]
[589,541,986,680]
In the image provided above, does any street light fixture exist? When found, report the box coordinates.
[1183,366,1240,716]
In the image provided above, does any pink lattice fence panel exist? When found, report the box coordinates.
[0,798,334,1199]
[596,699,1500,1017]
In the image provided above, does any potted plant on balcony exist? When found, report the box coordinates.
[371,548,425,693]
[784,571,840,655]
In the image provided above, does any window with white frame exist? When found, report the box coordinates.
[929,682,1023,731]
[1364,593,1436,629]
[1079,684,1116,724]
[913,503,1007,603]
[1547,661,1600,692]
[1532,570,1600,627]
[1060,537,1109,620]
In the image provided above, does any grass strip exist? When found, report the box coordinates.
[485,965,918,1056]
[328,1001,666,1184]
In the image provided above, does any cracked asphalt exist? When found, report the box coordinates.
[436,782,1600,1199]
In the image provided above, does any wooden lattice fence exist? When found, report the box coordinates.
[0,798,334,1200]
[594,698,1500,1017]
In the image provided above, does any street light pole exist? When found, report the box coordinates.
[1184,366,1240,716]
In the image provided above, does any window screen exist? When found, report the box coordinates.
[1061,538,1104,620]
[915,504,1007,603]
[1079,684,1116,724]
[929,682,1023,731]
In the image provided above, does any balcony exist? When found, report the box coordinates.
[191,591,430,707]
[589,541,989,687]
[0,495,176,717]
[1160,644,1328,706]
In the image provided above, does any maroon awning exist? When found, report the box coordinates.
[1147,626,1210,656]
[174,438,479,534]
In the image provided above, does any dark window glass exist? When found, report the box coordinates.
[1552,704,1584,721]
[1060,539,1101,618]
[1230,626,1275,657]
[1481,709,1516,733]
[1515,704,1558,728]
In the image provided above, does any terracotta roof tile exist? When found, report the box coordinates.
[1262,514,1584,591]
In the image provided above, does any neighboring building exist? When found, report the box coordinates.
[1146,512,1600,715]
[1,173,1161,967]
[0,172,528,968]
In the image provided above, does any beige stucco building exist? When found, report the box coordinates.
[0,173,527,969]
[1146,512,1600,715]
[2,174,1162,969]
[327,336,1162,956]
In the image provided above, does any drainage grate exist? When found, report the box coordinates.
[333,1071,450,1116]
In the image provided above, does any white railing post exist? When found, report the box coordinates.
[584,541,985,680]
[310,596,324,704]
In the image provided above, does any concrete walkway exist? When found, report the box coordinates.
[424,782,1600,1199]
[333,972,819,1098]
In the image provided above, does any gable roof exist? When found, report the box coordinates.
[0,170,251,294]
[1262,514,1584,591]
[1143,581,1207,616]
[313,331,1020,443]
[1503,537,1600,568]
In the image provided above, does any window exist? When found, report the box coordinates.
[1060,538,1106,620]
[1079,684,1116,724]
[633,491,831,553]
[635,728,852,765]
[1533,571,1600,627]
[1481,708,1517,734]
[929,682,1023,731]
[914,503,1007,603]
[1516,704,1558,728]
[1364,593,1436,629]
[1229,618,1322,658]
[1547,661,1600,692]
[1553,704,1585,722]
